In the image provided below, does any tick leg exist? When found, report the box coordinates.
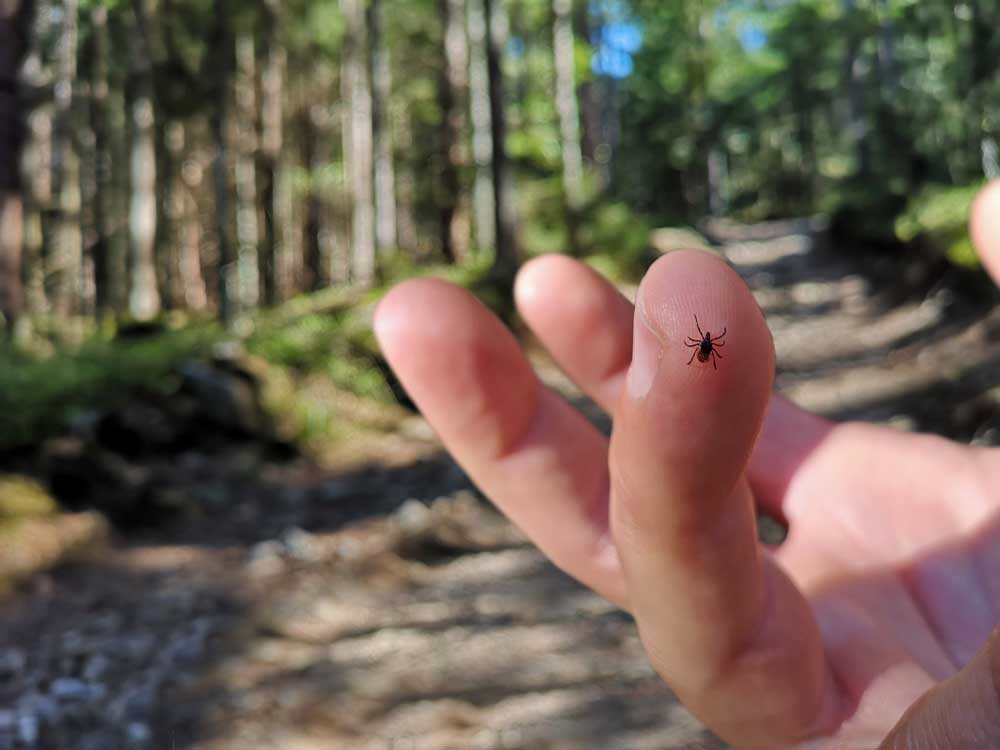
[685,342,699,348]
[695,315,704,339]
[686,337,701,344]
[711,352,717,370]
[713,340,725,348]
[715,327,727,341]
[714,349,723,359]
[687,349,697,365]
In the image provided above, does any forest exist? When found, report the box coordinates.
[2,1,1000,748]
[0,0,996,340]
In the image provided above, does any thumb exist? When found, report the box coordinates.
[971,179,1000,286]
[609,251,840,746]
[879,624,1000,749]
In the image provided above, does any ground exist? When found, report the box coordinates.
[2,221,1000,750]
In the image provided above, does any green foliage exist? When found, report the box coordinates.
[0,326,220,451]
[579,201,654,282]
[896,184,984,268]
[825,179,908,249]
[520,177,571,256]
[247,309,388,400]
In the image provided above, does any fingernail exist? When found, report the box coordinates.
[627,287,662,400]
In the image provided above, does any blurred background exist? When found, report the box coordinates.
[0,1,998,748]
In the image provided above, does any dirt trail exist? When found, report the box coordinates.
[3,224,1000,750]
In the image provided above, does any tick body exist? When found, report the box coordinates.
[685,315,726,370]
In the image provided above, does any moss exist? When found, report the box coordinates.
[0,476,58,520]
[0,511,110,593]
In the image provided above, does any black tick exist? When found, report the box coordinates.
[685,315,726,370]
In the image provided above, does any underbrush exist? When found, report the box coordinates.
[0,324,219,451]
[894,183,984,268]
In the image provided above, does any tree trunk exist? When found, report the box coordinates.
[234,32,259,309]
[0,0,32,334]
[841,0,870,176]
[436,0,470,263]
[369,0,398,257]
[126,0,160,320]
[103,8,130,315]
[83,3,114,320]
[301,117,322,292]
[553,0,584,254]
[341,0,376,286]
[394,107,420,255]
[875,0,898,99]
[790,65,815,201]
[51,0,83,319]
[467,0,495,253]
[173,123,207,311]
[21,4,50,322]
[210,0,235,322]
[483,0,519,284]
[258,0,284,305]
[573,0,599,165]
[968,0,997,178]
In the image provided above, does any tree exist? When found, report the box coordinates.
[483,0,518,284]
[209,0,235,322]
[553,0,584,252]
[341,0,375,286]
[467,0,495,253]
[234,30,260,309]
[126,0,161,320]
[50,0,84,319]
[369,0,397,257]
[0,0,33,333]
[436,0,470,263]
[258,0,285,305]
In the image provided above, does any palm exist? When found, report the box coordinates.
[771,422,1000,744]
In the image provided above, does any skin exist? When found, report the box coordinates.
[374,179,1000,749]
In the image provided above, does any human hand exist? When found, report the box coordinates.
[373,180,1000,749]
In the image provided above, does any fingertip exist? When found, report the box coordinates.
[372,281,409,351]
[616,249,776,522]
[971,180,1000,284]
[374,278,462,353]
[515,254,635,411]
[513,254,555,310]
[514,253,590,320]
[636,249,774,402]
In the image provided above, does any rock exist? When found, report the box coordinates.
[19,692,58,724]
[95,401,178,458]
[249,540,286,576]
[0,648,26,680]
[17,713,39,745]
[43,438,165,523]
[126,722,152,746]
[316,478,361,503]
[50,677,91,702]
[281,528,319,562]
[396,499,430,535]
[179,360,264,435]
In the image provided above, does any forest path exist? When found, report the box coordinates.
[4,225,1000,750]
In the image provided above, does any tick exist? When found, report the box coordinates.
[685,315,726,370]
